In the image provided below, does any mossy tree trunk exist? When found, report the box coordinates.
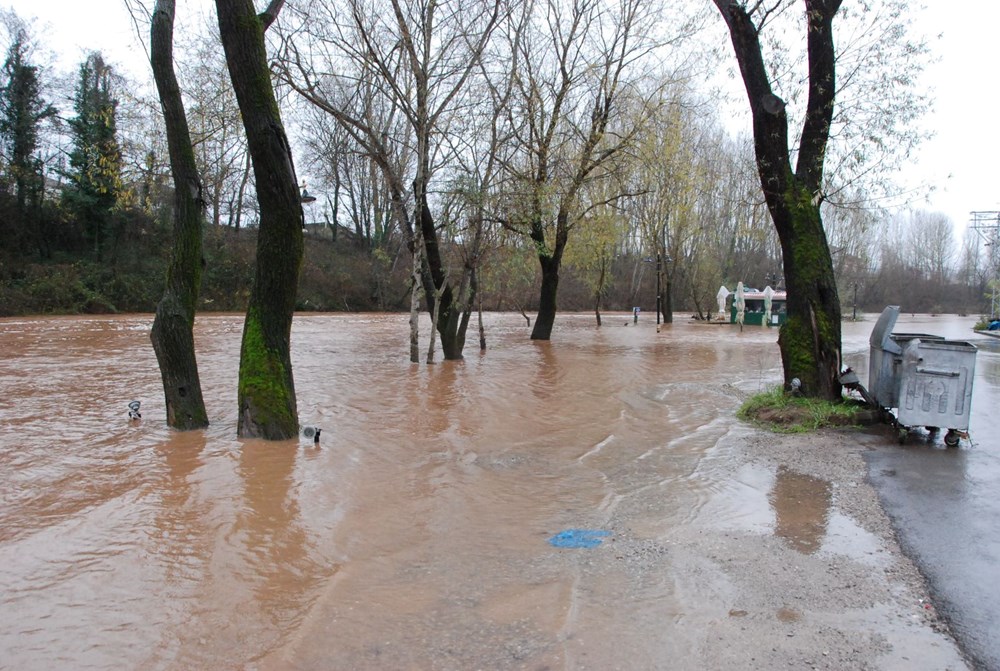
[149,0,209,430]
[714,0,843,400]
[216,0,303,439]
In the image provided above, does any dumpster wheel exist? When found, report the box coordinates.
[944,430,961,448]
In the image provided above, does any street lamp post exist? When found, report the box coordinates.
[300,182,317,204]
[655,249,661,326]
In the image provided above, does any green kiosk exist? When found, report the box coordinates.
[729,286,787,326]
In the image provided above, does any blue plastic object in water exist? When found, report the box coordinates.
[548,529,611,549]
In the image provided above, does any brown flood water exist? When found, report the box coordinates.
[0,313,872,669]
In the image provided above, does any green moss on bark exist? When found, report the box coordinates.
[775,178,842,399]
[237,306,297,439]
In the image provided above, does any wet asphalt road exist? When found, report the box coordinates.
[848,316,1000,671]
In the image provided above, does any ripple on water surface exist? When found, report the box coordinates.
[1,312,796,669]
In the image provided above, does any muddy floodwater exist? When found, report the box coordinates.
[0,312,995,670]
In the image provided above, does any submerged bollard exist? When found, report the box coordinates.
[302,425,322,445]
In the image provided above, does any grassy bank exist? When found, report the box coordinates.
[738,386,873,433]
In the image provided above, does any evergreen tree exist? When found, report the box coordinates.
[0,30,55,256]
[63,53,122,259]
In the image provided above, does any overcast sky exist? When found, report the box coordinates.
[5,0,999,242]
[895,2,1000,240]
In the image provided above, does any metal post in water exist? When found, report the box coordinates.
[656,250,661,326]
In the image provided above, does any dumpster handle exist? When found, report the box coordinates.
[915,367,960,378]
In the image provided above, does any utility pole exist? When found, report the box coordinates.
[970,211,1000,321]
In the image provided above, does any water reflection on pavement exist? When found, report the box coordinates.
[844,315,1000,671]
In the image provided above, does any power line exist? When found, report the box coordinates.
[970,211,1000,320]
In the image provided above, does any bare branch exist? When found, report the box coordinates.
[259,0,286,31]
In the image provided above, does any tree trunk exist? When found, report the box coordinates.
[477,274,486,351]
[149,0,209,430]
[409,225,422,363]
[414,188,466,359]
[594,261,606,327]
[526,186,591,338]
[447,215,483,358]
[715,0,843,400]
[661,237,673,324]
[531,253,560,340]
[232,151,251,230]
[774,180,843,399]
[663,275,673,324]
[216,0,303,439]
[530,210,568,340]
[427,272,443,364]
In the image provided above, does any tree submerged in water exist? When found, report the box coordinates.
[217,0,304,439]
[149,0,209,431]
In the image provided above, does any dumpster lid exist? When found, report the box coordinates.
[912,338,978,352]
[870,306,902,353]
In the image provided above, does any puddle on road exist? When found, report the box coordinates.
[775,606,802,622]
[695,460,887,565]
[770,466,831,554]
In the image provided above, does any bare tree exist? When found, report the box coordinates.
[500,0,676,340]
[440,8,529,350]
[628,96,706,324]
[299,109,401,251]
[276,0,502,360]
[714,0,930,397]
[906,210,954,285]
[177,23,250,230]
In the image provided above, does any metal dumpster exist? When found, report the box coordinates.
[868,306,943,409]
[867,306,977,446]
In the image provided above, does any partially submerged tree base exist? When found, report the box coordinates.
[151,296,209,430]
[218,0,304,440]
[237,306,298,440]
[149,0,209,431]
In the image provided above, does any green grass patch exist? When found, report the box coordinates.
[973,316,995,331]
[738,386,868,433]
